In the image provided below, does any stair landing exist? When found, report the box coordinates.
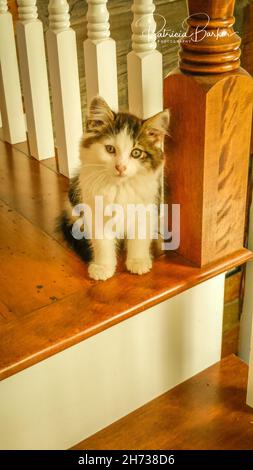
[72,355,253,450]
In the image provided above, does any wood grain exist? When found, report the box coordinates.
[0,240,251,380]
[164,0,253,267]
[0,200,87,318]
[72,354,253,450]
[0,2,250,390]
[0,120,253,380]
[241,3,253,77]
[222,324,240,358]
[180,0,241,74]
[164,69,253,267]
[241,3,253,157]
[0,137,67,242]
[224,270,242,304]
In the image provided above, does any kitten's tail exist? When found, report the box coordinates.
[57,211,93,262]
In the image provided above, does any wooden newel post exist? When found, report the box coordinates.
[164,0,253,267]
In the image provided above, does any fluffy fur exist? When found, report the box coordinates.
[60,97,170,281]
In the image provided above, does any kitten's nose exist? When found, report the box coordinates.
[115,164,126,176]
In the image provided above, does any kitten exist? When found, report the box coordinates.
[60,96,169,281]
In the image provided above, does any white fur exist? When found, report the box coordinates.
[71,124,163,281]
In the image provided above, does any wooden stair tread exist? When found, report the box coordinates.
[0,139,252,381]
[72,355,253,450]
[0,137,67,243]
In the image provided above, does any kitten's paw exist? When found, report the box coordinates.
[88,263,115,281]
[126,257,152,275]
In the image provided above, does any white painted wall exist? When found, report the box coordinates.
[239,169,253,406]
[247,316,253,407]
[239,165,253,363]
[239,261,253,364]
[0,274,225,450]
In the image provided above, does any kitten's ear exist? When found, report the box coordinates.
[142,109,170,144]
[86,96,115,132]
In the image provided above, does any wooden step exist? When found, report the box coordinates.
[72,355,253,450]
[0,137,252,380]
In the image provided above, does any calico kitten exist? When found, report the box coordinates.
[60,96,169,281]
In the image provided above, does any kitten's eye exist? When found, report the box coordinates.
[131,148,142,158]
[105,145,116,154]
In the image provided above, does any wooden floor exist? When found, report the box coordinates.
[72,355,253,450]
[0,136,252,380]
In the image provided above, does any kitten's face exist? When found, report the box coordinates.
[81,97,170,181]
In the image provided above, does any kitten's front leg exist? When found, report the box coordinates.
[88,239,117,281]
[126,239,152,275]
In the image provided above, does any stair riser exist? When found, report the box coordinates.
[0,274,225,450]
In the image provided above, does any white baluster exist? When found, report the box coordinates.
[127,0,163,119]
[16,0,55,160]
[48,0,70,30]
[0,1,26,143]
[0,0,7,13]
[18,0,38,21]
[46,0,83,178]
[83,0,118,111]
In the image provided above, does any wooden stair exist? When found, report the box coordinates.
[0,135,252,380]
[72,355,253,450]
